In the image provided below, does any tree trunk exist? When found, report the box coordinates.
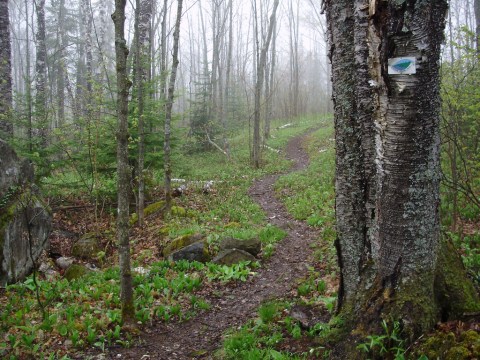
[35,0,47,146]
[55,0,66,128]
[222,0,233,156]
[25,0,33,152]
[134,0,152,226]
[159,0,168,101]
[164,0,184,212]
[0,0,13,138]
[252,0,279,168]
[475,0,480,51]
[264,18,276,140]
[112,0,134,324]
[326,0,479,348]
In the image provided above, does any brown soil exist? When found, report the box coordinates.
[86,130,322,359]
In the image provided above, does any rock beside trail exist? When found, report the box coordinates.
[218,236,262,257]
[0,139,52,286]
[163,233,204,258]
[71,233,101,260]
[168,241,210,263]
[212,249,257,265]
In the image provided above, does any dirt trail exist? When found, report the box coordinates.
[101,130,320,360]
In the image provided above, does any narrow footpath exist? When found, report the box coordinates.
[102,130,321,359]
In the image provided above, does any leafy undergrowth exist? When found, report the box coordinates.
[1,115,330,358]
[218,300,336,360]
[0,259,261,359]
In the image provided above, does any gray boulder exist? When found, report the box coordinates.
[0,140,52,286]
[212,249,257,265]
[168,241,210,263]
[218,236,261,257]
[72,233,101,260]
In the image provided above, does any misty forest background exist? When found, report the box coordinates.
[0,0,479,358]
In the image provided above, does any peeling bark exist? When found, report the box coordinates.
[326,0,479,344]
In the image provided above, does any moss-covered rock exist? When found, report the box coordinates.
[64,264,91,281]
[0,140,52,286]
[163,233,204,258]
[130,200,166,225]
[72,233,101,260]
[167,241,210,263]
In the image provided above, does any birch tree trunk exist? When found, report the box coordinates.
[164,0,184,212]
[134,0,152,226]
[35,0,47,145]
[0,0,13,138]
[326,0,479,348]
[475,0,480,51]
[112,0,134,323]
[25,0,33,151]
[55,0,66,128]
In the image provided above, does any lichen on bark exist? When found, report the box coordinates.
[325,0,479,354]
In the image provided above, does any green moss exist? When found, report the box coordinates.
[130,201,166,225]
[435,237,480,317]
[446,346,471,359]
[225,222,241,228]
[171,206,186,217]
[413,330,480,359]
[144,201,166,216]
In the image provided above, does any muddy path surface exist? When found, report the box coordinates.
[100,129,321,360]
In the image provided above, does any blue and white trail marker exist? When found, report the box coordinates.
[388,57,416,75]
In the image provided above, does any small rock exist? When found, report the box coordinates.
[55,257,74,270]
[168,241,210,263]
[212,249,256,265]
[218,237,261,256]
[133,267,150,276]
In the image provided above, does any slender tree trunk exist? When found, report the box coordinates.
[34,0,47,146]
[25,0,33,151]
[56,0,66,128]
[264,19,276,140]
[159,0,168,101]
[0,0,13,138]
[326,0,478,350]
[222,0,233,156]
[252,0,279,168]
[135,0,152,226]
[164,0,184,212]
[475,0,480,51]
[112,0,134,324]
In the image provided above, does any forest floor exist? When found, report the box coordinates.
[81,130,330,359]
